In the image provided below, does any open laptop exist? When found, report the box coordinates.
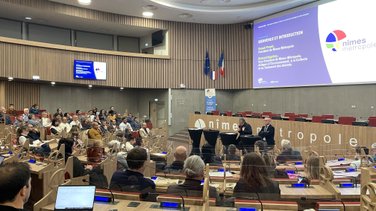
[55,186,96,211]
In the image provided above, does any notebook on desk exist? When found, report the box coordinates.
[55,186,96,211]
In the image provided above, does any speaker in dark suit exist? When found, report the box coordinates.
[238,118,252,135]
[258,118,275,147]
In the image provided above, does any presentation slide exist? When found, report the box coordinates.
[253,0,376,88]
[74,60,107,80]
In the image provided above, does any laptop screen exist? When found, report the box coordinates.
[55,186,96,210]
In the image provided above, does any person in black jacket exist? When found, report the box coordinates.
[164,146,187,173]
[0,162,32,211]
[110,147,156,201]
[234,152,280,200]
[238,118,252,135]
[276,139,302,163]
[201,143,222,166]
[58,138,92,178]
[258,118,275,148]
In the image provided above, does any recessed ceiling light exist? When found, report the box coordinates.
[145,43,149,47]
[32,75,40,80]
[142,5,158,10]
[178,13,193,19]
[25,17,32,20]
[154,98,159,102]
[8,77,13,81]
[88,84,93,88]
[78,0,91,5]
[120,87,124,90]
[51,81,56,85]
[142,11,154,18]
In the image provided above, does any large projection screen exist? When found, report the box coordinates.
[253,0,376,89]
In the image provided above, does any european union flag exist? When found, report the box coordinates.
[204,50,210,76]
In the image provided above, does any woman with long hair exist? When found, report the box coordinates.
[234,152,280,200]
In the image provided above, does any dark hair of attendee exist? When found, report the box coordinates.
[58,138,74,162]
[75,110,80,114]
[201,143,215,164]
[16,126,28,138]
[126,147,147,170]
[228,144,237,155]
[0,162,31,203]
[356,146,369,155]
[240,152,273,188]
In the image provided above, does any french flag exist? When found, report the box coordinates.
[218,51,224,77]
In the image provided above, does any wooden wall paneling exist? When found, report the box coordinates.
[4,82,40,110]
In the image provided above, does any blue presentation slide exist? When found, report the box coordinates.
[253,0,376,88]
[74,60,107,80]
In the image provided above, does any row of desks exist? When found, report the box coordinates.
[41,199,295,211]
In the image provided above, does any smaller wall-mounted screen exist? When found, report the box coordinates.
[74,60,106,80]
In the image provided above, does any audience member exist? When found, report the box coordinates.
[139,122,151,139]
[50,119,61,135]
[29,104,39,115]
[27,124,40,141]
[110,147,156,200]
[222,144,240,161]
[164,146,187,173]
[167,155,219,202]
[0,106,11,124]
[6,104,17,116]
[28,114,40,127]
[234,152,280,200]
[17,126,29,145]
[41,112,51,127]
[125,138,136,152]
[88,122,102,140]
[276,139,302,163]
[53,108,63,118]
[81,119,91,130]
[69,115,82,129]
[0,162,31,211]
[201,143,222,166]
[58,138,92,177]
[58,117,71,133]
[119,118,133,132]
[22,108,29,122]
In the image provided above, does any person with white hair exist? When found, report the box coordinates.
[258,117,275,148]
[276,139,302,163]
[167,155,219,202]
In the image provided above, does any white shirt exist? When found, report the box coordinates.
[125,142,134,152]
[139,128,150,138]
[58,122,71,133]
[70,120,82,129]
[119,122,133,132]
[41,117,52,127]
[19,136,27,145]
